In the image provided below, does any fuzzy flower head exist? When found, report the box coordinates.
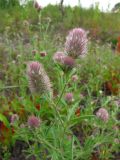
[65,28,88,58]
[63,56,75,68]
[27,61,52,96]
[96,108,109,122]
[34,1,42,12]
[53,51,66,64]
[10,114,19,124]
[28,115,40,128]
[65,93,74,103]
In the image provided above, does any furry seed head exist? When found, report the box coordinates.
[65,28,87,58]
[27,61,52,96]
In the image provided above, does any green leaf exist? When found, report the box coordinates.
[0,113,10,128]
[67,103,79,122]
[70,115,95,127]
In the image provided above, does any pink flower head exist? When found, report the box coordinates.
[71,75,78,82]
[96,108,109,122]
[27,61,40,77]
[34,1,42,12]
[65,28,88,58]
[53,51,66,63]
[65,93,74,103]
[28,115,40,128]
[10,114,19,124]
[63,56,75,68]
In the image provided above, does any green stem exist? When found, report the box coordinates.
[0,85,27,91]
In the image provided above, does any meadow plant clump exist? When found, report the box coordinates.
[27,61,53,96]
[65,28,88,58]
[0,3,120,160]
